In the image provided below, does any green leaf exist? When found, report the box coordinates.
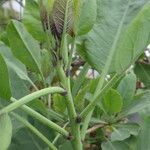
[79,0,148,73]
[23,14,46,43]
[77,0,97,35]
[53,94,66,113]
[102,140,130,150]
[111,123,140,142]
[137,117,150,150]
[102,89,123,114]
[0,42,33,98]
[102,136,138,150]
[59,141,73,150]
[72,63,89,97]
[9,128,47,150]
[115,1,150,73]
[7,20,42,74]
[0,53,11,99]
[121,91,150,116]
[73,0,84,33]
[23,0,46,42]
[117,72,137,107]
[41,49,52,77]
[0,114,12,150]
[134,62,150,88]
[74,84,89,112]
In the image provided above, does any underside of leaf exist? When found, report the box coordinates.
[50,0,74,39]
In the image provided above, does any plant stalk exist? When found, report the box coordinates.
[0,87,65,115]
[56,63,82,150]
[10,98,69,137]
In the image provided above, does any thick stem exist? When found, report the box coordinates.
[56,64,82,150]
[66,78,82,150]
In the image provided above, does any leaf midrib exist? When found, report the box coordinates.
[94,0,131,98]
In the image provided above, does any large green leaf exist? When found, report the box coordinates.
[0,53,11,99]
[7,20,42,74]
[121,91,150,116]
[102,136,138,150]
[115,2,150,73]
[9,128,47,150]
[102,141,130,150]
[0,114,12,150]
[134,62,150,88]
[0,42,32,82]
[111,123,140,142]
[117,72,137,107]
[0,42,32,98]
[78,0,148,73]
[137,117,150,150]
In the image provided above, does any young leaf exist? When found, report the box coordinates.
[0,114,12,150]
[50,0,74,39]
[134,62,150,88]
[102,89,123,114]
[7,20,42,74]
[117,72,137,107]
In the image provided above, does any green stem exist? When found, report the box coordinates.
[66,77,82,150]
[56,64,82,150]
[11,112,58,150]
[0,87,65,115]
[10,98,69,137]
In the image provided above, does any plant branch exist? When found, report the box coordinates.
[86,124,107,135]
[10,98,69,137]
[56,48,82,149]
[0,87,65,115]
